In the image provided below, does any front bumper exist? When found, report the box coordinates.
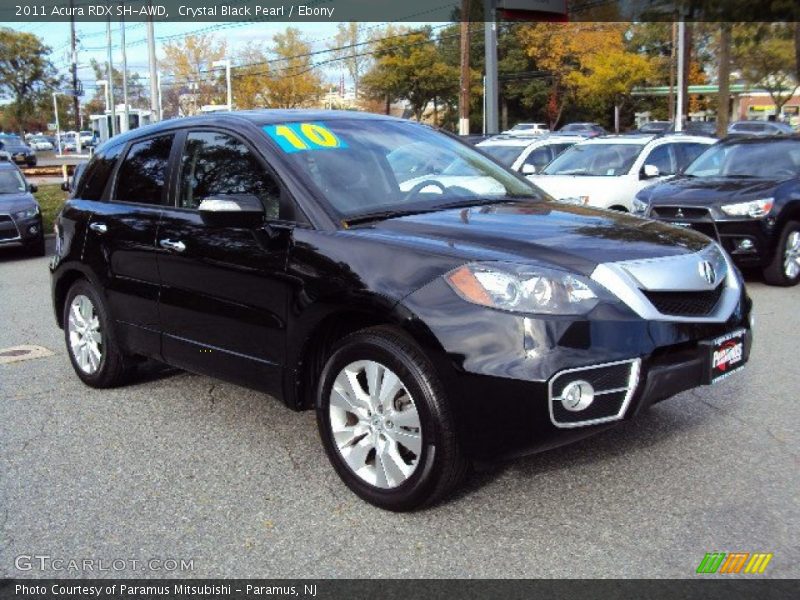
[401,275,752,461]
[0,213,43,248]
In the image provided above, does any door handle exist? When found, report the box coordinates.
[159,239,186,253]
[89,222,107,234]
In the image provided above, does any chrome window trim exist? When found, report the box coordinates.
[548,358,641,429]
[0,213,22,242]
[590,242,741,323]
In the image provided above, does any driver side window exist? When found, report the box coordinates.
[644,144,676,175]
[179,131,281,219]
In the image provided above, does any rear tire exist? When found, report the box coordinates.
[63,279,134,388]
[316,326,468,511]
[763,221,800,286]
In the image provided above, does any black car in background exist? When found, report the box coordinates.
[51,111,752,510]
[0,134,37,166]
[634,135,800,286]
[558,122,607,137]
[728,121,795,136]
[0,161,44,255]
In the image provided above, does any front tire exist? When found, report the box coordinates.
[763,221,800,286]
[316,327,468,511]
[63,279,133,387]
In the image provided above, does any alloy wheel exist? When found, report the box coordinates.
[784,231,800,279]
[67,294,103,374]
[328,360,422,489]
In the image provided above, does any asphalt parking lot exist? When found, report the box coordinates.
[1,241,797,578]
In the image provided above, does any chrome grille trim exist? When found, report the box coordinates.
[0,213,21,243]
[590,243,741,323]
[548,358,641,428]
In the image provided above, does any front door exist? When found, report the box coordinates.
[157,129,293,395]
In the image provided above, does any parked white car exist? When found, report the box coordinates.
[29,136,54,151]
[528,134,715,211]
[477,135,583,174]
[503,122,549,136]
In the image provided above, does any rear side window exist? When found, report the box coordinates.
[114,135,174,205]
[76,144,122,200]
[178,131,281,218]
[678,143,709,167]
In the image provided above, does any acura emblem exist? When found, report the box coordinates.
[699,260,716,285]
[675,208,684,218]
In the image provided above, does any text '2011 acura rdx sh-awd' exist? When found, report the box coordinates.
[51,111,753,510]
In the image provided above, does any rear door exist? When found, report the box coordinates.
[156,128,297,395]
[82,133,176,358]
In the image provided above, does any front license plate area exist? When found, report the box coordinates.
[709,329,747,383]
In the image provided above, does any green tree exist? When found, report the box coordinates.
[161,33,227,116]
[362,27,458,123]
[266,28,322,108]
[0,28,60,134]
[328,23,372,100]
[733,23,798,118]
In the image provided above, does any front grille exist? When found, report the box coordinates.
[549,359,640,428]
[0,214,19,241]
[650,206,719,241]
[643,282,724,317]
[651,206,710,219]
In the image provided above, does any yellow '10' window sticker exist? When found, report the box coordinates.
[263,122,347,153]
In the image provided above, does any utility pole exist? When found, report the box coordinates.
[105,14,116,136]
[146,4,159,122]
[120,15,130,133]
[668,21,676,122]
[716,23,732,137]
[483,0,499,134]
[675,21,685,132]
[458,0,471,135]
[69,0,79,132]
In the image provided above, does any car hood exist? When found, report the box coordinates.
[641,176,782,206]
[351,201,710,277]
[0,192,37,212]
[528,174,629,201]
[1,144,31,152]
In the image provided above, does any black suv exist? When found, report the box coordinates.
[634,135,800,286]
[52,111,752,510]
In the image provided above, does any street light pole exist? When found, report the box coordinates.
[146,3,159,122]
[213,59,232,111]
[675,21,686,132]
[483,0,499,134]
[53,93,62,156]
[105,14,116,136]
[120,15,130,133]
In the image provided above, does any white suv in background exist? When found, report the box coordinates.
[477,135,582,174]
[528,134,715,211]
[503,122,550,136]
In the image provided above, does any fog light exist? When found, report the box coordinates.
[736,238,755,251]
[28,225,38,235]
[561,380,595,412]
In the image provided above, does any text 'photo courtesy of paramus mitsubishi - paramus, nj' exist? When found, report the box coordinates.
[50,111,753,511]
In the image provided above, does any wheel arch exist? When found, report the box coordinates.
[286,301,447,411]
[53,266,93,328]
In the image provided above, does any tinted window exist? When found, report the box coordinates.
[523,146,553,170]
[114,135,173,205]
[685,139,800,178]
[543,143,642,176]
[77,144,122,200]
[479,144,525,167]
[644,144,675,175]
[678,143,709,167]
[178,131,281,218]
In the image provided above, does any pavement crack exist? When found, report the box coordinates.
[19,400,55,455]
[207,384,218,410]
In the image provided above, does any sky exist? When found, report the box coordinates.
[8,20,398,102]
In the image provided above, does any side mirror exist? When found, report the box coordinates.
[521,164,537,175]
[198,194,265,228]
[29,183,38,193]
[60,181,70,192]
[641,164,660,179]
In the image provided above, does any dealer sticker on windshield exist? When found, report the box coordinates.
[709,329,747,384]
[263,122,347,153]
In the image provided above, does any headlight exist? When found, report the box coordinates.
[720,198,774,218]
[13,205,39,219]
[632,197,649,215]
[445,262,610,315]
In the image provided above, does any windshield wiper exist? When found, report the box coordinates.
[343,198,523,226]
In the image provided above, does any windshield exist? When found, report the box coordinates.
[0,169,26,194]
[479,144,526,167]
[265,119,541,219]
[542,143,642,176]
[684,140,800,178]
